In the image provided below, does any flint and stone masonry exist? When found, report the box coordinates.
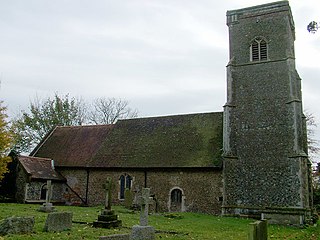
[222,1,312,224]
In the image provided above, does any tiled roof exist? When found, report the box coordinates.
[18,155,65,181]
[32,112,223,169]
[90,112,223,168]
[31,125,114,167]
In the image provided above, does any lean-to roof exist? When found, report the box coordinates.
[18,155,65,181]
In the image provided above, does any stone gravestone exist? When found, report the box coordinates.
[130,188,155,240]
[132,186,140,210]
[124,188,134,209]
[0,216,34,236]
[93,177,122,228]
[248,220,268,240]
[39,180,56,212]
[44,212,73,232]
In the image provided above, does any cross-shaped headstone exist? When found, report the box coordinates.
[45,180,52,204]
[139,188,153,226]
[39,180,55,212]
[103,177,112,211]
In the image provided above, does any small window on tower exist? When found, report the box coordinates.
[250,37,268,61]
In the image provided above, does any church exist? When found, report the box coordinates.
[8,1,314,225]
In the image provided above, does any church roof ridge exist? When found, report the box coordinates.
[118,111,223,123]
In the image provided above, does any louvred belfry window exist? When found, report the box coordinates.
[251,37,268,61]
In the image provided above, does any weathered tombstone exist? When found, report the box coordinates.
[93,177,122,228]
[44,211,73,232]
[248,220,268,240]
[130,188,155,240]
[132,186,140,210]
[0,216,34,236]
[39,180,56,212]
[124,188,134,209]
[43,211,72,232]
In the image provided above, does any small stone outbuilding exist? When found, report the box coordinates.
[11,154,65,203]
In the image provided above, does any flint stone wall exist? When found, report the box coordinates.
[58,169,88,205]
[87,169,222,214]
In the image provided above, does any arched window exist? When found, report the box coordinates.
[126,175,132,190]
[119,174,132,200]
[250,37,267,61]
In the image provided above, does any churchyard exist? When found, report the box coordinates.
[0,203,319,240]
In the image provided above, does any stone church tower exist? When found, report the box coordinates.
[222,1,312,224]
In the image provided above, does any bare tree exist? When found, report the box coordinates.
[305,112,320,163]
[89,97,138,124]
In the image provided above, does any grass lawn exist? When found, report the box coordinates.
[0,203,319,239]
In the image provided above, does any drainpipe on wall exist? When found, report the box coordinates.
[144,170,147,188]
[85,169,90,205]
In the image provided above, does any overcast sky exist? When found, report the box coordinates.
[1,0,319,158]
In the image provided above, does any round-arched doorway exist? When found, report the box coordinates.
[168,187,186,212]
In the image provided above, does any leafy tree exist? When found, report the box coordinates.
[12,94,138,153]
[89,97,138,124]
[12,93,87,153]
[0,101,13,181]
